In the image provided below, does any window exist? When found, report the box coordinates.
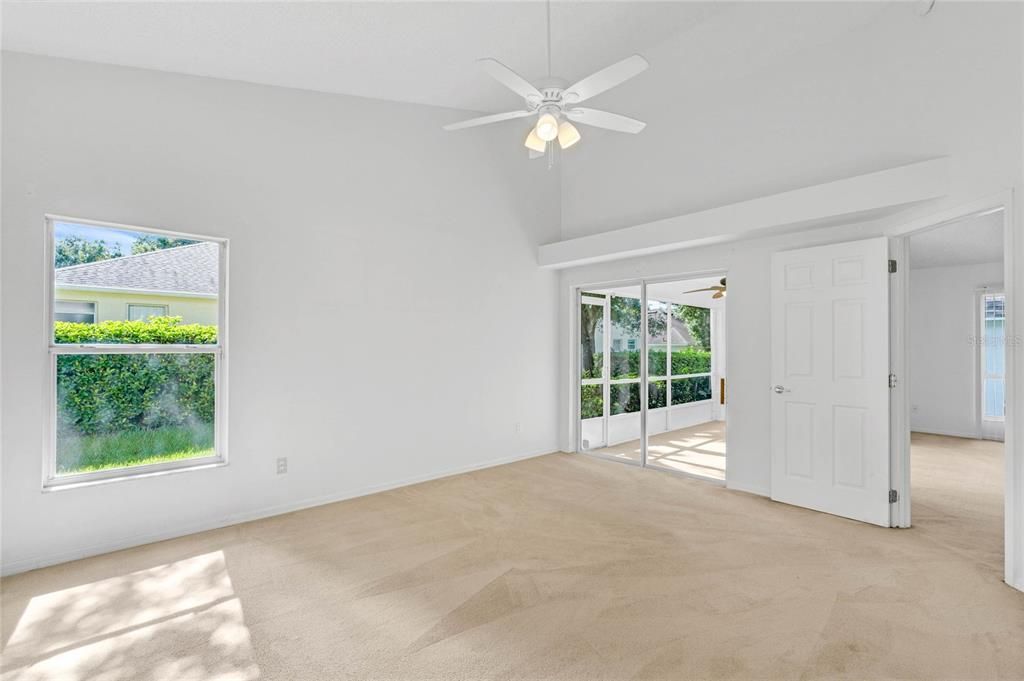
[982,293,1006,420]
[55,300,96,323]
[47,217,226,485]
[128,304,169,321]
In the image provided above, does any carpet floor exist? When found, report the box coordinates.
[1,434,1021,680]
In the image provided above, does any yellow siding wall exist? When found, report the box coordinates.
[55,288,218,325]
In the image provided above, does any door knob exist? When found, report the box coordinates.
[773,385,790,394]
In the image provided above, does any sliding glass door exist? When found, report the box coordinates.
[578,277,726,480]
[578,285,642,463]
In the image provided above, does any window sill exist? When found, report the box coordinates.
[42,458,227,492]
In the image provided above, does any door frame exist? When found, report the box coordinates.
[570,269,729,483]
[888,190,1020,590]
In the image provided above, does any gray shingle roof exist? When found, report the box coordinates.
[55,242,218,296]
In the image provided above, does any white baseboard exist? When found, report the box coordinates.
[1,447,556,577]
[911,427,983,440]
[726,480,770,497]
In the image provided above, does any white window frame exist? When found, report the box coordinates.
[127,303,170,321]
[43,215,229,489]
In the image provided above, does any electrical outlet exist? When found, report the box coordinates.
[512,422,521,435]
[276,457,288,474]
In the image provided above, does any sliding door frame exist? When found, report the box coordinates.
[572,269,728,483]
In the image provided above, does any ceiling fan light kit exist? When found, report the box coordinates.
[442,2,648,161]
[557,120,581,150]
[524,127,546,153]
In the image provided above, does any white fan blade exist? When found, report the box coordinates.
[477,58,542,100]
[443,110,532,131]
[564,54,648,103]
[566,108,646,134]
[528,148,545,160]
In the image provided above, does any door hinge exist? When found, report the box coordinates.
[889,489,899,504]
[888,259,897,273]
[888,373,897,388]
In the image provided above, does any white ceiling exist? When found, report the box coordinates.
[1,1,891,117]
[909,210,1004,269]
[1,1,723,113]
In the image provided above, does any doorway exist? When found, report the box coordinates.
[904,209,1006,569]
[576,274,727,482]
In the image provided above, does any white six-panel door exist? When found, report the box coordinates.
[770,237,891,527]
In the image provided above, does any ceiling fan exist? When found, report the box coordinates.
[442,2,648,159]
[684,278,727,299]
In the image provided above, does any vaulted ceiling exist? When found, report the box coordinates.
[2,1,889,114]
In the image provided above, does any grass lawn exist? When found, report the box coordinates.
[57,423,215,474]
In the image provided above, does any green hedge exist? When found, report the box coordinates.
[55,318,216,437]
[55,316,216,344]
[580,375,713,420]
[582,348,711,380]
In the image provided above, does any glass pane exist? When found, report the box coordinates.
[610,296,641,379]
[610,382,641,415]
[673,304,710,351]
[647,300,668,377]
[580,384,603,420]
[984,295,1006,419]
[671,376,712,405]
[985,378,1005,418]
[579,300,604,379]
[671,347,712,376]
[56,353,216,475]
[985,295,1005,319]
[985,318,1005,376]
[648,380,668,410]
[53,220,218,344]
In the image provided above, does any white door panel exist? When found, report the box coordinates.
[771,237,891,527]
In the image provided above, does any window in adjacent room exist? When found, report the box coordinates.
[982,292,1006,420]
[55,300,96,324]
[128,303,169,321]
[47,217,226,486]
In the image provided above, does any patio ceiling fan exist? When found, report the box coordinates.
[442,1,648,159]
[684,278,727,299]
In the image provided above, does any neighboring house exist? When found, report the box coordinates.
[54,242,218,325]
[611,317,697,353]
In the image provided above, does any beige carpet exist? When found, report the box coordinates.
[2,434,1022,680]
[589,421,727,481]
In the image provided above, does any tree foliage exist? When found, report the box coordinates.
[55,236,122,268]
[677,305,711,350]
[131,235,197,254]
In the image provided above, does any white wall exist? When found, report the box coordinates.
[556,2,1022,499]
[1,53,562,574]
[909,262,1004,438]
